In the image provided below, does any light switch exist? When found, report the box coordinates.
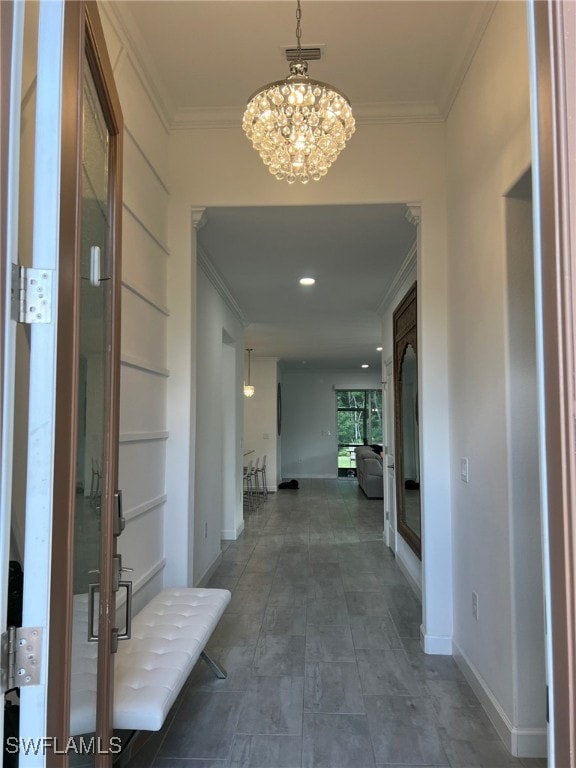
[460,457,469,483]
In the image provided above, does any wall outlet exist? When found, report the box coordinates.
[204,521,208,539]
[460,457,469,483]
[472,591,479,620]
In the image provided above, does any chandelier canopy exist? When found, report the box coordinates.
[242,1,355,184]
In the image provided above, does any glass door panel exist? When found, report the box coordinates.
[69,55,112,759]
[336,390,383,477]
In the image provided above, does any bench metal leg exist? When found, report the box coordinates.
[200,650,228,679]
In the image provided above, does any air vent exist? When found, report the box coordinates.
[284,46,322,62]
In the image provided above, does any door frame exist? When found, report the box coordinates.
[47,2,123,763]
[530,1,576,764]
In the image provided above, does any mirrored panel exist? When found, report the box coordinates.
[393,283,421,558]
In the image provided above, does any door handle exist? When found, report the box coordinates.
[387,464,395,470]
[115,580,133,643]
[114,490,125,536]
[87,583,99,642]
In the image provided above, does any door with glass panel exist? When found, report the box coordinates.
[60,4,124,763]
[336,389,383,477]
[36,3,123,764]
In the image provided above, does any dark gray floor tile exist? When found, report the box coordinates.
[382,584,422,638]
[305,624,356,662]
[227,587,270,615]
[207,574,242,590]
[268,582,309,607]
[307,598,350,626]
[154,761,229,768]
[229,734,302,768]
[189,645,256,692]
[157,690,243,760]
[345,591,391,617]
[302,713,375,768]
[155,480,525,768]
[237,570,276,588]
[253,634,306,676]
[443,738,526,767]
[341,572,386,591]
[308,575,346,600]
[350,615,403,650]
[304,662,365,714]
[356,649,424,696]
[401,638,465,681]
[520,759,547,767]
[209,613,263,647]
[262,605,307,636]
[236,676,304,735]
[365,694,449,765]
[427,680,500,741]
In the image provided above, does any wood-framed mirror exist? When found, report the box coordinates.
[393,282,421,558]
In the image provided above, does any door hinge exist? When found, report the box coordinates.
[11,264,53,324]
[1,626,43,693]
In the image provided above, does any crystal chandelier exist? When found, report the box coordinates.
[244,348,255,397]
[242,0,355,184]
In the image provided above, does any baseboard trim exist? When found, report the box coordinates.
[221,518,245,541]
[396,552,422,599]
[420,625,453,655]
[452,640,548,758]
[196,551,223,587]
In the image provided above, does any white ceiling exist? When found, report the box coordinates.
[115,0,495,370]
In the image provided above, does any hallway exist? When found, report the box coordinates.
[130,480,546,768]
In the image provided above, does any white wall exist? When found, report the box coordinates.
[281,369,381,479]
[101,6,170,611]
[445,1,545,755]
[194,265,244,584]
[243,357,279,491]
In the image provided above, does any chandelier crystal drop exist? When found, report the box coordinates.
[242,2,355,184]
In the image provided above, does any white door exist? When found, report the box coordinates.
[0,3,63,762]
[383,359,397,552]
[1,0,26,757]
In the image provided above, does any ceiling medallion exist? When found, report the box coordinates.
[242,0,355,184]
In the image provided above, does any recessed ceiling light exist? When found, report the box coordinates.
[376,346,383,352]
[299,277,315,286]
[362,364,369,368]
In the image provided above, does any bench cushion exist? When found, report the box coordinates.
[70,587,231,735]
[114,587,231,731]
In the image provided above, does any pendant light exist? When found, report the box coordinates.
[244,348,255,397]
[242,0,355,184]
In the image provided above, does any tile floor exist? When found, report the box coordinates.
[127,479,547,768]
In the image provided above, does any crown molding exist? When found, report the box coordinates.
[438,1,496,119]
[376,239,417,317]
[171,99,444,131]
[405,204,421,227]
[191,207,207,231]
[197,245,248,327]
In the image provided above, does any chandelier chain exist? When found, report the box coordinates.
[295,0,302,61]
[242,0,355,183]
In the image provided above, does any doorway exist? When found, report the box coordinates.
[336,389,383,477]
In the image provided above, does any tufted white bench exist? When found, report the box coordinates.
[70,587,231,739]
